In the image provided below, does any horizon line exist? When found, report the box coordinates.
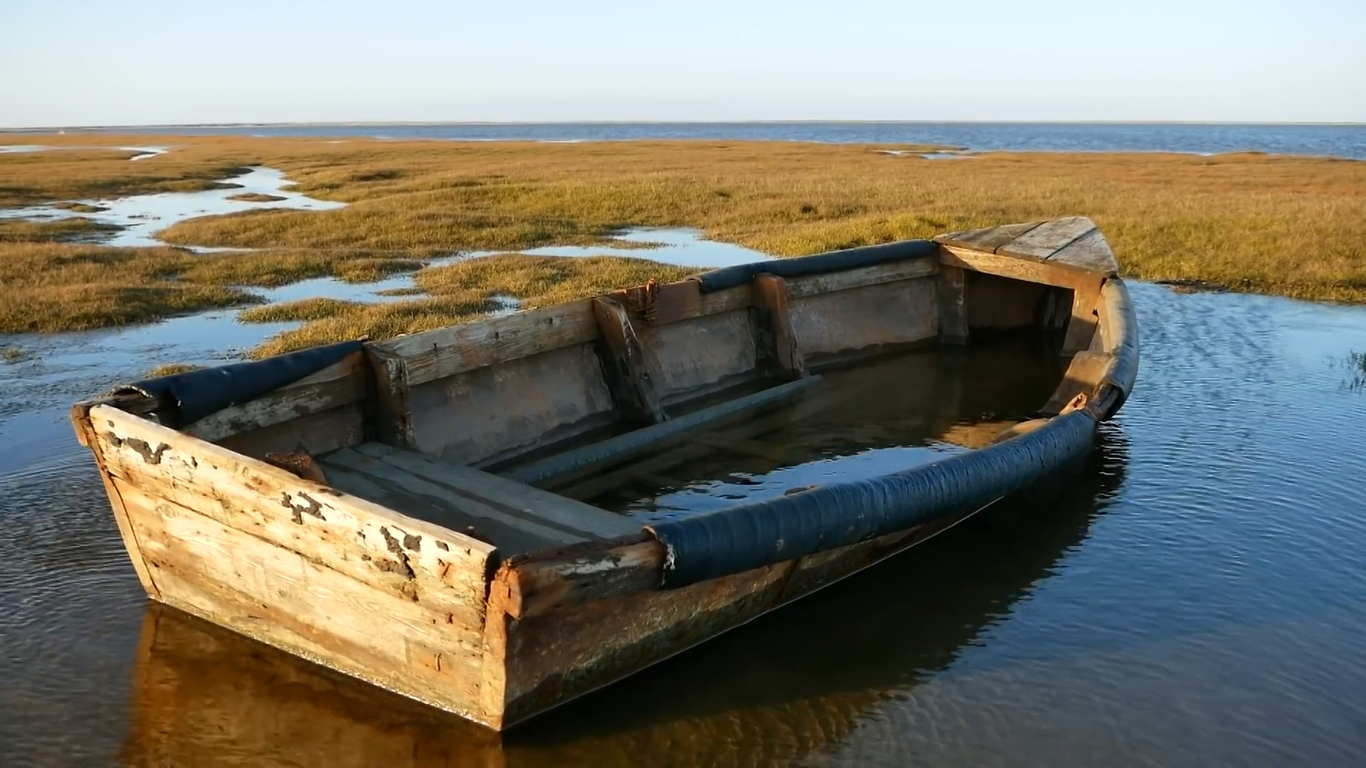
[3,118,1365,133]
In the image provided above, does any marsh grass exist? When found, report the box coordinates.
[52,202,109,213]
[225,192,287,203]
[0,239,437,332]
[238,297,366,324]
[3,135,1364,347]
[0,217,123,243]
[249,254,696,357]
[145,362,204,377]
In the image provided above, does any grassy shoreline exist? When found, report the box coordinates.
[1,134,1363,356]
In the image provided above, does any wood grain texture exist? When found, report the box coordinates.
[216,403,365,460]
[637,309,759,402]
[750,274,807,379]
[933,221,1045,252]
[373,302,599,387]
[1042,350,1112,414]
[939,244,1096,289]
[1047,226,1119,276]
[783,257,940,299]
[320,449,581,553]
[493,535,664,619]
[648,280,751,326]
[788,277,938,361]
[89,405,495,626]
[120,484,489,724]
[70,401,160,597]
[591,296,667,424]
[1061,279,1104,356]
[184,352,369,444]
[353,443,637,539]
[997,216,1098,261]
[936,265,970,345]
[406,342,615,466]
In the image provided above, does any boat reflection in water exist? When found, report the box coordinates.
[120,427,1128,767]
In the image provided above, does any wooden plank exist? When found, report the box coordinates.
[784,257,939,299]
[88,405,496,625]
[216,403,364,459]
[997,216,1097,261]
[1047,227,1119,276]
[639,310,759,404]
[937,265,970,345]
[648,280,751,326]
[788,277,938,361]
[371,301,599,387]
[353,443,638,539]
[118,484,489,724]
[1042,350,1112,414]
[591,297,667,424]
[939,244,1094,289]
[184,352,368,443]
[1061,279,1103,356]
[406,341,615,466]
[933,221,1044,253]
[366,347,417,449]
[750,274,806,379]
[643,258,938,327]
[320,449,583,550]
[491,534,665,619]
[70,401,160,598]
[506,376,824,489]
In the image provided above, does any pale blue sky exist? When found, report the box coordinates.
[2,0,1362,127]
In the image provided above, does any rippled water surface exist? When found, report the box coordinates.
[27,122,1366,159]
[3,280,1366,766]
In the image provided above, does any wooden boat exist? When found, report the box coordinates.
[71,216,1138,731]
[122,438,1122,764]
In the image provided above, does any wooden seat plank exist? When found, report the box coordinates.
[933,221,1044,253]
[353,443,638,539]
[997,217,1098,261]
[1046,227,1119,276]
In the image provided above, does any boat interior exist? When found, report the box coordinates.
[103,217,1135,561]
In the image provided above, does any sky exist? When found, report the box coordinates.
[1,0,1363,127]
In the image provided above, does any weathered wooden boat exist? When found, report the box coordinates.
[71,216,1138,731]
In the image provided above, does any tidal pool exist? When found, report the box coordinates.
[0,166,345,249]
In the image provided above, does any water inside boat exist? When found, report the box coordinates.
[553,340,1064,521]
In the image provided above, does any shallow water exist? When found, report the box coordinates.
[3,271,1366,765]
[36,122,1366,159]
[0,166,344,248]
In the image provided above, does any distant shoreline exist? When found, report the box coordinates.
[4,119,1365,133]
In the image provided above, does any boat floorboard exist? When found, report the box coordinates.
[318,443,637,555]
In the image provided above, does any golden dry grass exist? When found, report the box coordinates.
[237,297,365,324]
[2,135,1364,352]
[249,254,695,357]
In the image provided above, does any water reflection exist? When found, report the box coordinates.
[1341,351,1366,392]
[0,166,344,248]
[118,431,1126,767]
